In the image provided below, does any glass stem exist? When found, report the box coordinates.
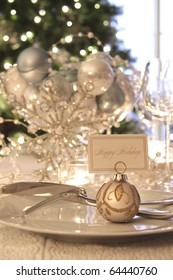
[165,115,171,175]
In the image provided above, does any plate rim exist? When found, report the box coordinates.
[0,189,173,241]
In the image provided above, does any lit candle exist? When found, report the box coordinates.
[61,160,94,186]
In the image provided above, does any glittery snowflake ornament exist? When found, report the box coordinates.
[0,33,143,180]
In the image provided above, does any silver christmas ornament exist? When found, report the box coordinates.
[78,58,114,96]
[96,80,125,113]
[53,49,71,65]
[17,47,51,84]
[61,68,78,83]
[40,71,72,101]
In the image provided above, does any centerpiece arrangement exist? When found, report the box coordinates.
[0,33,143,180]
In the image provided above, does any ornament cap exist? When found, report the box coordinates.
[114,161,128,182]
[114,173,128,182]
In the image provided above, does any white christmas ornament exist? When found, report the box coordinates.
[96,180,140,222]
[17,47,51,84]
[96,163,140,223]
[78,58,114,96]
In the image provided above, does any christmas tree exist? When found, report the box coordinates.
[0,0,131,71]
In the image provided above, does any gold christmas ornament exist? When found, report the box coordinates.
[96,162,141,223]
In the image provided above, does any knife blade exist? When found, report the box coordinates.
[1,181,78,197]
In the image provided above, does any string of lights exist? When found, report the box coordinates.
[0,0,123,71]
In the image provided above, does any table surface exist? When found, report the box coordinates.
[0,154,173,260]
[1,223,173,260]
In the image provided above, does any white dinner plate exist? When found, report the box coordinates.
[0,187,173,243]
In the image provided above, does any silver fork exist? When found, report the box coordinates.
[23,189,173,219]
[2,181,173,219]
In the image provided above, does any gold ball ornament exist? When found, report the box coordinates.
[96,171,141,223]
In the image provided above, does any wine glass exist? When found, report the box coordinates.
[142,58,173,188]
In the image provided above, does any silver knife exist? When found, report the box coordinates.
[1,181,78,197]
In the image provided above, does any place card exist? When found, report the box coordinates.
[88,134,148,173]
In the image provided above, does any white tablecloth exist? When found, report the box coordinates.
[0,154,173,260]
[1,223,173,260]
